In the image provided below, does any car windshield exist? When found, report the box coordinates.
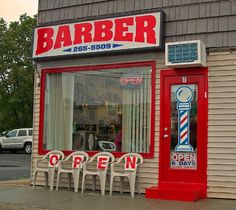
[6,130,17,137]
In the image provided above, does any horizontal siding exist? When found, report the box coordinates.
[207,51,236,199]
[37,0,236,48]
[32,50,236,198]
[31,52,165,193]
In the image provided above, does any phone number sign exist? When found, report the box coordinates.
[32,11,164,60]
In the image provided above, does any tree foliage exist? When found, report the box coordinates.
[0,14,37,131]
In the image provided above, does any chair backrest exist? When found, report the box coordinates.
[98,141,117,152]
[117,153,143,171]
[65,151,89,169]
[42,150,65,168]
[90,152,115,171]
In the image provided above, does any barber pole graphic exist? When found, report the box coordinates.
[175,86,194,152]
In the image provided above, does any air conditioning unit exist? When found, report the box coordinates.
[165,40,206,68]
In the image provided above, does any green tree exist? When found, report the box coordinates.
[0,14,37,131]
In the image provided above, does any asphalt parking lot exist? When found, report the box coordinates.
[0,151,31,181]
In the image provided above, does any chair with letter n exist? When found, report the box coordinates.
[56,151,89,192]
[81,152,115,195]
[33,150,65,191]
[109,153,143,198]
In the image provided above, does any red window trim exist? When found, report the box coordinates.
[38,61,156,158]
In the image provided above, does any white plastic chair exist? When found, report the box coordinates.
[81,152,115,195]
[98,141,117,152]
[56,151,89,192]
[110,153,143,198]
[33,150,64,191]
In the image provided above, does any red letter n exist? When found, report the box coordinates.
[125,156,137,171]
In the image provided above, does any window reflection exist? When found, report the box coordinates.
[43,67,152,154]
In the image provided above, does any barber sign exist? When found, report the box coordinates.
[32,11,164,60]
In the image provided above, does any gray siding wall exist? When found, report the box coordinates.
[37,0,236,48]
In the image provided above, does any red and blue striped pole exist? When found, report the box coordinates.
[175,86,194,152]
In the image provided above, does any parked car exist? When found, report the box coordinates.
[0,128,32,154]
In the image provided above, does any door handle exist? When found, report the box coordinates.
[163,134,168,138]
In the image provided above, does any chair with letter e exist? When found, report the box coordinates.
[33,150,65,191]
[56,151,89,192]
[109,153,143,198]
[81,152,115,195]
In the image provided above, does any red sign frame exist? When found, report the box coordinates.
[38,61,156,158]
[32,10,165,60]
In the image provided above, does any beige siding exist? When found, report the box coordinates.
[207,51,236,199]
[32,50,236,198]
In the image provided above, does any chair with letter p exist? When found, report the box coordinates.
[56,151,89,192]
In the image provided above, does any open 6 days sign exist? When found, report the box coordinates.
[32,11,164,60]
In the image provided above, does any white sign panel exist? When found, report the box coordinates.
[32,11,164,60]
[171,152,197,169]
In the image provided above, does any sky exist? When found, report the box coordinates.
[0,0,38,23]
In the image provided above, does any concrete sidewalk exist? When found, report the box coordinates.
[0,183,236,210]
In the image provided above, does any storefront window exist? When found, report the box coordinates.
[42,65,153,155]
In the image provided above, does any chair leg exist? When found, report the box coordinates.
[81,174,86,193]
[73,170,80,193]
[32,171,38,189]
[56,172,61,191]
[109,175,114,196]
[129,174,136,198]
[49,168,55,191]
[99,175,106,196]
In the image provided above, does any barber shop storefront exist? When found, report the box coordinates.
[32,0,236,201]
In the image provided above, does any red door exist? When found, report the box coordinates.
[159,68,208,198]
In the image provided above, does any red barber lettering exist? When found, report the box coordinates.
[74,23,92,44]
[54,25,72,49]
[135,15,157,44]
[36,27,54,55]
[93,20,113,42]
[34,13,159,57]
[114,17,134,42]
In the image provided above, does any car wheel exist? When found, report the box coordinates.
[24,143,32,154]
[0,145,2,153]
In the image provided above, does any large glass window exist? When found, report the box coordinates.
[42,65,153,154]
